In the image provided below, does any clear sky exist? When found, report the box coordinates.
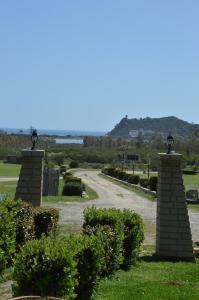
[0,0,198,132]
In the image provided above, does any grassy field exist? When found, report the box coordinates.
[0,178,98,203]
[95,250,199,300]
[0,161,21,177]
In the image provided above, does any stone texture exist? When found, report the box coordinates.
[15,150,45,207]
[156,153,194,260]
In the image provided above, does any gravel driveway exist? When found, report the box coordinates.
[47,170,199,245]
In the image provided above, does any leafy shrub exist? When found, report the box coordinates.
[0,199,17,266]
[116,170,126,180]
[13,237,77,299]
[140,178,149,188]
[65,234,105,300]
[149,176,158,191]
[62,182,83,196]
[0,249,5,275]
[83,207,124,273]
[16,201,35,248]
[127,174,140,185]
[84,225,118,276]
[69,161,79,168]
[121,209,144,269]
[102,167,116,177]
[60,165,67,174]
[64,175,82,184]
[33,207,59,239]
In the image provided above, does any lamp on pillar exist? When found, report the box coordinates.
[31,129,38,150]
[167,133,174,154]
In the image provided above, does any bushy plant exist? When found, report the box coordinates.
[64,175,82,184]
[127,174,140,185]
[121,209,144,269]
[62,182,83,196]
[69,161,79,168]
[16,201,35,249]
[140,178,149,188]
[33,207,59,239]
[149,176,158,191]
[0,249,5,275]
[13,237,77,299]
[0,198,17,266]
[60,165,67,174]
[102,167,116,177]
[116,170,126,180]
[66,234,105,300]
[83,207,124,273]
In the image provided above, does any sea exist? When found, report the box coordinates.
[1,128,106,137]
[1,128,106,144]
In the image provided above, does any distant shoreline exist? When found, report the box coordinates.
[0,128,106,137]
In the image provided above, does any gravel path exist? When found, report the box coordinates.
[47,170,199,245]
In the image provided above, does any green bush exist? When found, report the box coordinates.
[66,234,105,300]
[116,170,126,180]
[33,207,59,239]
[16,201,35,249]
[0,249,5,275]
[102,167,116,177]
[83,207,124,274]
[62,182,83,196]
[64,175,82,184]
[60,165,67,174]
[84,225,118,276]
[121,209,144,269]
[69,161,79,168]
[127,174,140,185]
[149,176,158,191]
[13,237,77,299]
[140,178,149,188]
[0,198,17,266]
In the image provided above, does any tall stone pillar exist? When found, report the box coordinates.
[156,153,194,260]
[15,150,45,207]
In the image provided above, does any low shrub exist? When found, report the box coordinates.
[66,234,105,300]
[13,237,77,299]
[149,176,158,191]
[62,182,83,196]
[16,201,35,248]
[116,170,126,180]
[83,207,124,274]
[84,225,118,276]
[121,209,144,269]
[69,161,79,168]
[0,198,17,266]
[0,249,5,275]
[64,175,82,184]
[102,167,116,177]
[127,174,140,185]
[33,207,59,239]
[140,178,149,188]
[60,165,67,174]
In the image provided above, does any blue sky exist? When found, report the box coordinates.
[0,0,198,132]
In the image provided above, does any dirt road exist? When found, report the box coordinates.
[47,170,199,245]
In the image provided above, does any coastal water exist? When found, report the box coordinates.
[1,128,106,137]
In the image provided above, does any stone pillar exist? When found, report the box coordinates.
[156,153,194,260]
[15,150,45,207]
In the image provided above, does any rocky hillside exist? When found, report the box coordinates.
[108,116,199,138]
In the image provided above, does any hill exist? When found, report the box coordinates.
[107,116,199,138]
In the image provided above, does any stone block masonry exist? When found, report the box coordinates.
[156,153,194,260]
[15,150,45,207]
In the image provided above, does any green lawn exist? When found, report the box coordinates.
[183,174,199,190]
[0,179,98,203]
[0,161,21,177]
[95,253,199,300]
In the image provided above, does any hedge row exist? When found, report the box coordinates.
[102,167,158,191]
[13,207,144,299]
[0,198,59,275]
[62,175,85,196]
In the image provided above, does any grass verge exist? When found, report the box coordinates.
[0,161,20,177]
[95,249,199,300]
